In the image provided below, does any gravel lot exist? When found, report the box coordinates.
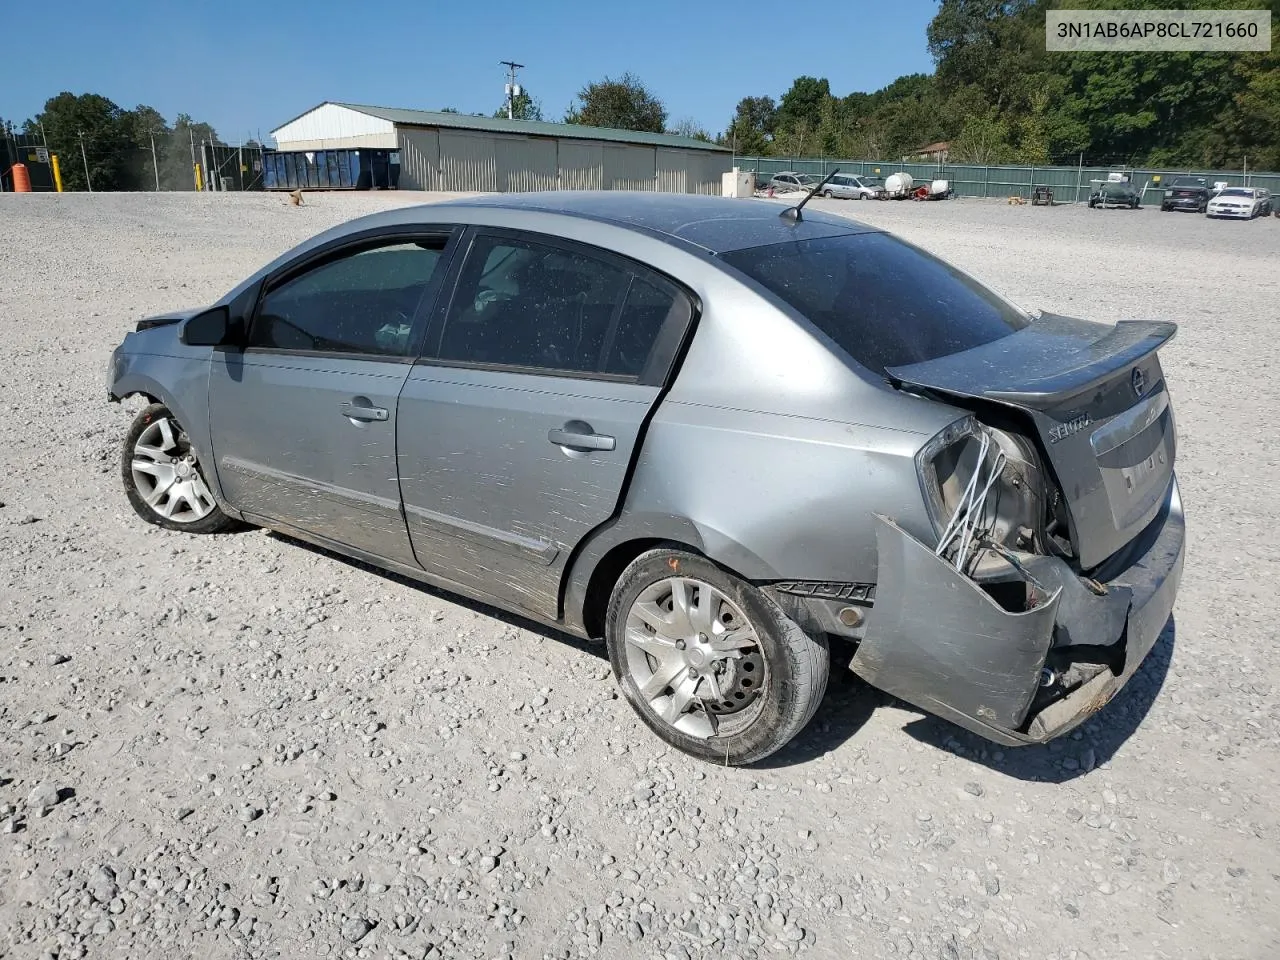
[1,190,1278,960]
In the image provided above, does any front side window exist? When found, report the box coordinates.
[437,235,683,378]
[251,239,446,356]
[722,232,1031,376]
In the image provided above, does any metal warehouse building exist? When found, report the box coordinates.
[269,101,731,194]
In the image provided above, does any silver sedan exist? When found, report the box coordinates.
[106,192,1184,764]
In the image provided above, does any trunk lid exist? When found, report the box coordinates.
[886,313,1177,570]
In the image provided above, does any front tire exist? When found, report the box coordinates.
[121,403,235,534]
[605,549,829,765]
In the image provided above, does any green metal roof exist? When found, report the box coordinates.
[331,101,729,153]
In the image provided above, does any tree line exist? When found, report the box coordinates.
[725,0,1279,169]
[8,0,1277,193]
[2,93,228,192]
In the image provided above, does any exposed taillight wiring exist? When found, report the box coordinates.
[934,429,1008,574]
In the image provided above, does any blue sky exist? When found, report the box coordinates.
[2,0,939,143]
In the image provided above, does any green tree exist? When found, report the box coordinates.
[494,88,544,121]
[776,76,831,132]
[724,96,776,155]
[26,92,135,191]
[160,113,219,191]
[667,117,711,142]
[950,111,1015,164]
[566,73,666,132]
[125,105,169,189]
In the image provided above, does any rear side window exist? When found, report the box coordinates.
[252,239,445,356]
[721,232,1030,376]
[437,234,685,379]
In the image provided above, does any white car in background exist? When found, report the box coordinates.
[1206,186,1272,219]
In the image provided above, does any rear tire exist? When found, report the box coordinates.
[121,403,236,534]
[605,548,829,765]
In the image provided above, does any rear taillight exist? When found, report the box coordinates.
[915,416,983,539]
[916,418,1046,572]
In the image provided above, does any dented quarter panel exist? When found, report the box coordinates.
[852,516,1062,731]
[618,404,941,585]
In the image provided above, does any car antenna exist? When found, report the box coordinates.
[780,167,840,223]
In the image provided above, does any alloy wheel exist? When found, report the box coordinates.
[622,577,767,739]
[130,417,217,523]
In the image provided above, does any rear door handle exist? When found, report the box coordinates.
[548,423,615,452]
[340,401,389,422]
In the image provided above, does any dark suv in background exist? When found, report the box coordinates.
[1161,176,1211,213]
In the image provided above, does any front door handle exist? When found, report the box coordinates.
[548,422,615,452]
[340,400,389,422]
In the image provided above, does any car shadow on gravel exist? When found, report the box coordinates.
[267,531,607,660]
[898,616,1177,783]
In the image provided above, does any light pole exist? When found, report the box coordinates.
[500,60,524,120]
[78,131,92,192]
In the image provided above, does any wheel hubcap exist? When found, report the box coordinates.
[131,417,217,523]
[623,577,767,739]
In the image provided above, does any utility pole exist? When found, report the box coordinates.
[500,60,524,120]
[39,121,48,147]
[150,131,161,190]
[78,131,92,192]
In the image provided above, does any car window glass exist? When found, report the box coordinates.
[603,276,680,377]
[252,240,444,356]
[439,236,631,374]
[723,233,1030,377]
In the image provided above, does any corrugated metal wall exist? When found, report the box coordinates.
[498,137,558,191]
[439,130,498,191]
[688,151,728,194]
[397,128,440,190]
[559,142,604,190]
[395,124,730,192]
[656,149,688,194]
[603,145,657,190]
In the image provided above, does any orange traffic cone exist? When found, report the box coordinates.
[11,163,32,193]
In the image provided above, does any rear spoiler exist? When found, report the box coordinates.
[885,314,1177,409]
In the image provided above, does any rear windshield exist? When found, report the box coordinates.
[721,232,1030,376]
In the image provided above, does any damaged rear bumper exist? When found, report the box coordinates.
[851,476,1184,746]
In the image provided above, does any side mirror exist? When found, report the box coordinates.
[181,306,233,346]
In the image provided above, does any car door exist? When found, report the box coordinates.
[397,229,695,621]
[208,229,456,566]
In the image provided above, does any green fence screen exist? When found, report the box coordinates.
[733,156,1280,203]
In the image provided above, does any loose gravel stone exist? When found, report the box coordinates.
[341,917,373,943]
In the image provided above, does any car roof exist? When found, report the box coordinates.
[370,191,881,254]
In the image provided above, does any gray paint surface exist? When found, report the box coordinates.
[107,192,1185,746]
[208,352,418,567]
[398,366,659,622]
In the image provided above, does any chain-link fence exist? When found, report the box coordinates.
[2,131,265,192]
[733,155,1280,202]
[1,131,57,191]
